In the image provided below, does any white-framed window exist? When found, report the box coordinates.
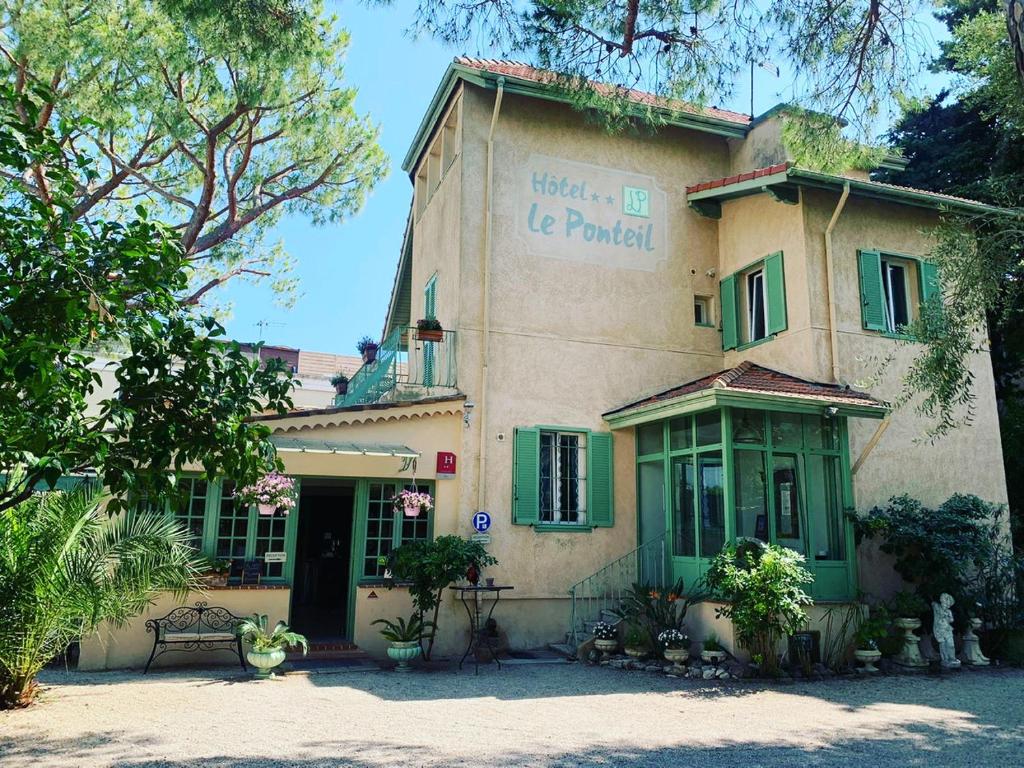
[539,430,588,524]
[694,295,712,326]
[881,257,912,333]
[745,268,767,343]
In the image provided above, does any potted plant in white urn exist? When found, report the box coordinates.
[592,620,618,659]
[623,624,648,659]
[659,629,690,672]
[701,634,727,664]
[238,614,308,679]
[853,610,888,673]
[373,614,432,672]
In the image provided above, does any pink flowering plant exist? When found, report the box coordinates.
[393,489,433,517]
[237,472,297,515]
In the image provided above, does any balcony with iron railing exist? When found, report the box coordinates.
[334,325,457,407]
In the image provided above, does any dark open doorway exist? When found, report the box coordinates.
[290,480,355,640]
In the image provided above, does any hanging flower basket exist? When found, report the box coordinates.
[238,472,298,517]
[393,489,433,518]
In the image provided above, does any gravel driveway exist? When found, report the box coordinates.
[2,662,1022,767]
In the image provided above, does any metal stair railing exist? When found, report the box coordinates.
[567,533,666,647]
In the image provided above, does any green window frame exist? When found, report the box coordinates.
[634,406,856,600]
[720,252,787,351]
[512,426,613,530]
[360,480,434,581]
[858,250,941,337]
[132,476,297,585]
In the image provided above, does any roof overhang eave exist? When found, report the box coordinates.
[403,62,750,173]
[686,168,1009,217]
[603,388,888,429]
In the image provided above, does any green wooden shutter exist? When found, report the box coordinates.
[587,432,614,527]
[764,251,788,335]
[920,260,941,305]
[512,427,540,525]
[720,274,738,350]
[858,250,886,331]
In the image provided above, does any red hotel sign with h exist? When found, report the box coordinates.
[436,451,457,478]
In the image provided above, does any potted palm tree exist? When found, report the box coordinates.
[357,336,379,364]
[330,372,349,396]
[238,614,308,679]
[373,614,432,672]
[415,318,444,343]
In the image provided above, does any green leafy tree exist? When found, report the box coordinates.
[705,540,813,675]
[0,0,386,306]
[0,85,295,514]
[385,535,497,659]
[0,484,204,708]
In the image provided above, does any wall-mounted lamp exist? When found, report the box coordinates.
[463,401,475,428]
[825,406,839,418]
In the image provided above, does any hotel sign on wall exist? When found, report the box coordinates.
[516,154,667,271]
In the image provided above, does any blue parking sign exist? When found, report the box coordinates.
[472,511,491,533]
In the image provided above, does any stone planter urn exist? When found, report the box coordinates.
[247,647,286,679]
[594,638,618,659]
[701,649,727,665]
[624,646,646,659]
[386,640,422,672]
[894,618,928,668]
[960,618,991,666]
[664,647,690,672]
[854,648,882,673]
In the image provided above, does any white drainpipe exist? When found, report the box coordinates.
[476,78,505,513]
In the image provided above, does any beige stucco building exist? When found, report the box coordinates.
[81,58,1008,670]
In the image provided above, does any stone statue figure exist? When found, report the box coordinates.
[932,593,962,668]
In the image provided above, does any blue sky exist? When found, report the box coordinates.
[219,1,952,356]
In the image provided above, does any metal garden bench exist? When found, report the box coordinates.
[143,602,246,673]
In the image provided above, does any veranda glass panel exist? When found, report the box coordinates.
[772,454,805,554]
[771,412,802,447]
[734,450,768,540]
[638,460,666,545]
[805,415,838,450]
[637,422,663,456]
[695,411,720,446]
[732,409,765,444]
[806,454,845,560]
[669,417,692,451]
[698,452,725,557]
[672,456,696,557]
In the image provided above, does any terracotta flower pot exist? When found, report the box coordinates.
[361,345,378,364]
[416,329,444,343]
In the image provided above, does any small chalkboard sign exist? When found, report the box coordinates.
[240,559,262,585]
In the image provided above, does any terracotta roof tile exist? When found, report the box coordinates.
[455,57,752,127]
[604,361,885,417]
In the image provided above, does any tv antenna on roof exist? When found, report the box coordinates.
[255,319,285,341]
[750,60,780,119]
